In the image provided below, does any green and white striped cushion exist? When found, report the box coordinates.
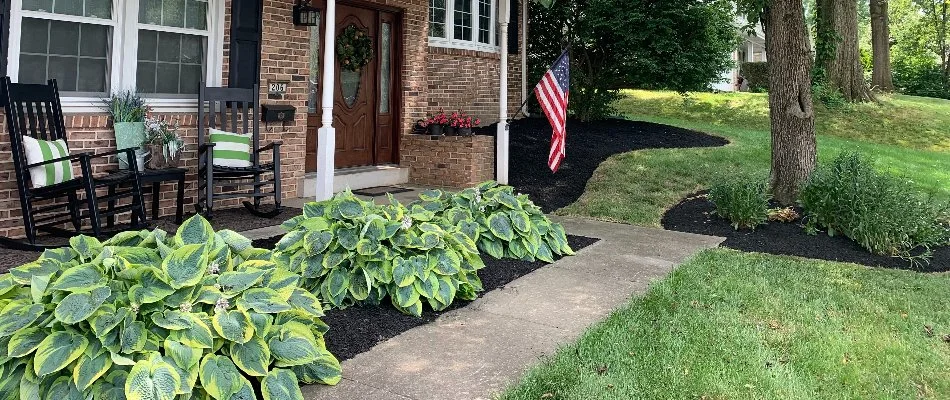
[209,129,252,168]
[22,136,74,188]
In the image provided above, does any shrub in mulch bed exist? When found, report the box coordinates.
[662,192,950,272]
[475,117,729,213]
[252,234,599,361]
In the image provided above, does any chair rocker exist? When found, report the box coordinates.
[197,85,282,219]
[0,78,148,250]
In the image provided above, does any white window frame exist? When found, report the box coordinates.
[428,0,499,53]
[6,0,225,113]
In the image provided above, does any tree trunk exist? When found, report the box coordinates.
[870,0,894,91]
[764,0,817,205]
[816,0,875,102]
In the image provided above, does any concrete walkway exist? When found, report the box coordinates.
[285,216,724,400]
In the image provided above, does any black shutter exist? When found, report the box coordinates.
[228,0,264,89]
[1,0,9,76]
[507,2,519,54]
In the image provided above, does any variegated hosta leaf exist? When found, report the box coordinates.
[199,354,242,400]
[325,268,349,297]
[175,214,215,247]
[174,314,215,349]
[48,264,105,293]
[230,336,271,376]
[217,269,266,297]
[162,244,209,289]
[93,370,128,400]
[487,213,515,242]
[120,321,148,354]
[46,375,85,400]
[69,235,103,261]
[151,310,195,330]
[288,288,324,317]
[268,322,320,367]
[0,301,45,337]
[291,349,342,386]
[429,248,462,276]
[336,226,360,251]
[304,231,334,255]
[237,288,292,314]
[33,331,88,377]
[212,310,255,344]
[125,355,181,400]
[29,274,50,304]
[91,307,130,337]
[7,328,48,358]
[276,230,306,253]
[261,369,304,400]
[54,286,111,324]
[19,362,41,400]
[73,350,112,391]
[300,216,330,232]
[392,257,415,288]
[347,269,371,302]
[9,259,60,285]
[216,229,253,254]
[393,285,420,309]
[129,268,175,305]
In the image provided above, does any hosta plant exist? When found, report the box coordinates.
[0,215,341,400]
[413,182,574,262]
[275,191,485,317]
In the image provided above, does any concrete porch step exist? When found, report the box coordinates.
[298,165,410,197]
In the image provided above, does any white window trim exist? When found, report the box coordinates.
[428,0,500,53]
[6,0,225,113]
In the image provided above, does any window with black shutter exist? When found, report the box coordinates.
[228,0,263,90]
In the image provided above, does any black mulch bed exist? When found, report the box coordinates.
[250,235,600,361]
[662,192,950,273]
[475,117,729,213]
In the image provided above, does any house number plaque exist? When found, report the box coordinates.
[269,82,289,96]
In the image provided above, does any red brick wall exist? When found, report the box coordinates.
[0,0,528,238]
[401,134,495,188]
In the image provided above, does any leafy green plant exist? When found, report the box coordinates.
[413,182,575,262]
[707,173,771,230]
[274,191,485,317]
[104,91,148,123]
[800,152,950,263]
[0,215,341,400]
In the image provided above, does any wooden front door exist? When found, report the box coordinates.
[305,3,399,172]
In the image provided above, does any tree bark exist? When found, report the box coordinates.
[816,0,875,102]
[870,0,894,91]
[764,0,817,205]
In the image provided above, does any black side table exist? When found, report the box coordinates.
[108,167,187,225]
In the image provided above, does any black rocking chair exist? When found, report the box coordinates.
[1,78,148,250]
[197,85,282,219]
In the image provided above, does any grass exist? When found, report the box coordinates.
[558,91,950,227]
[500,250,950,400]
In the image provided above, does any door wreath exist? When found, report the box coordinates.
[337,25,373,72]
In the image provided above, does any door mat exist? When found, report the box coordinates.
[352,186,414,197]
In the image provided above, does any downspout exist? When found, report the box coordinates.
[316,0,337,200]
[496,0,511,184]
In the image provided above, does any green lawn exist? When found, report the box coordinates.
[558,91,950,227]
[500,250,950,400]
[501,92,950,399]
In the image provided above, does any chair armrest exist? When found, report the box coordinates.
[88,147,138,159]
[258,141,283,152]
[25,152,90,169]
[198,143,216,154]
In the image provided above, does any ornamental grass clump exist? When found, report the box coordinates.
[800,152,950,263]
[0,215,341,400]
[274,191,486,317]
[707,173,771,230]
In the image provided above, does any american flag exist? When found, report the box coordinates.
[534,50,570,172]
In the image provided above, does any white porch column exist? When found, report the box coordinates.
[496,0,511,184]
[746,40,755,62]
[316,0,337,201]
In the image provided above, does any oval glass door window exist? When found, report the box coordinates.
[341,69,361,108]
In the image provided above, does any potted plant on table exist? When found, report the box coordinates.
[424,108,449,136]
[143,116,184,169]
[449,109,481,136]
[105,91,148,170]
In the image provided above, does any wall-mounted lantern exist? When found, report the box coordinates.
[293,0,321,26]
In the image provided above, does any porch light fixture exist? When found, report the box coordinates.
[293,0,321,26]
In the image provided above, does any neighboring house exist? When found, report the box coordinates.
[0,0,529,238]
[712,19,767,92]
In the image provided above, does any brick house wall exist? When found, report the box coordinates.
[401,135,495,188]
[0,0,527,238]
